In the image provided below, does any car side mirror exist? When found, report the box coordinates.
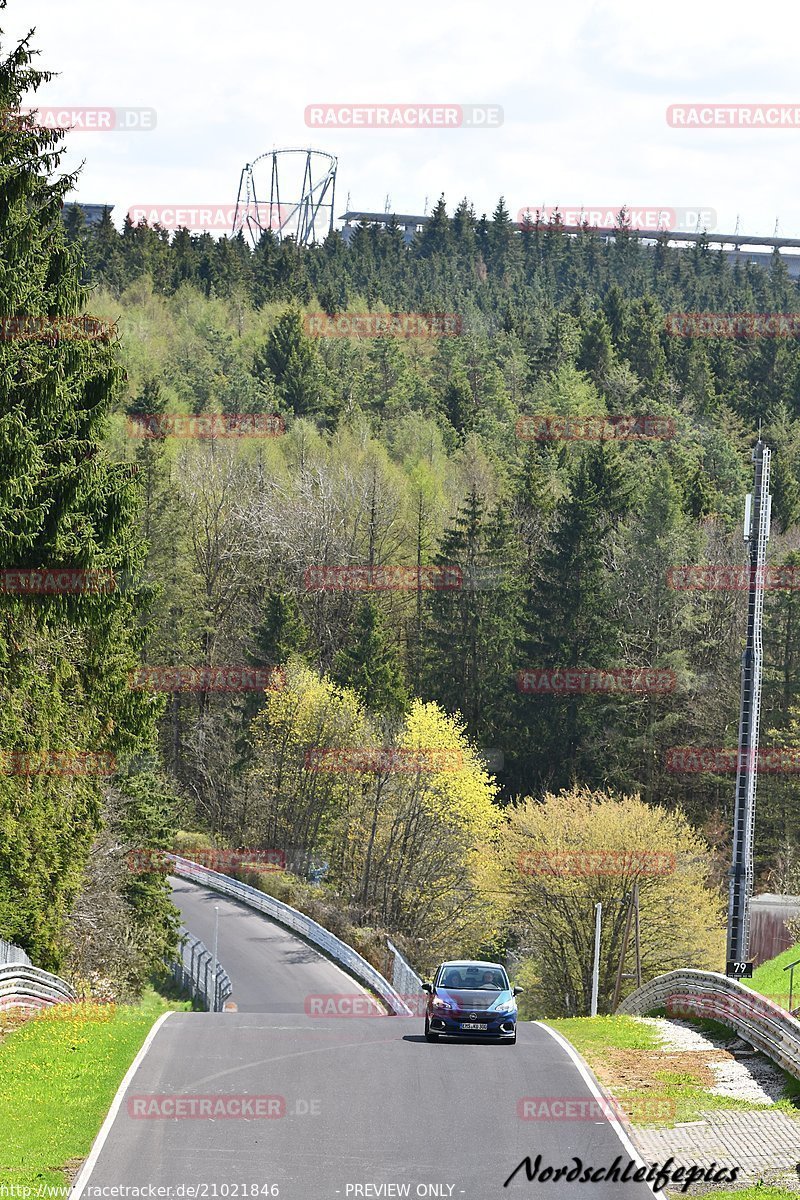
[421,983,432,993]
[512,987,524,996]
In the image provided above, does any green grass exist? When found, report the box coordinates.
[547,1014,662,1052]
[750,943,800,1008]
[710,1189,798,1200]
[546,1014,800,1127]
[0,985,194,1192]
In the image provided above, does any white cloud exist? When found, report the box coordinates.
[7,0,800,238]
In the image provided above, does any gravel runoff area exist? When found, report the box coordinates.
[628,1017,800,1193]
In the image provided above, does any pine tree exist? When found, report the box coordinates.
[0,16,160,966]
[237,591,311,746]
[577,310,615,390]
[488,197,514,273]
[254,306,326,418]
[517,444,631,789]
[418,195,452,258]
[623,296,667,391]
[422,490,522,749]
[442,370,474,433]
[332,599,408,718]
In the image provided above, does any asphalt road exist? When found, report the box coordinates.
[72,882,655,1200]
[170,877,381,1014]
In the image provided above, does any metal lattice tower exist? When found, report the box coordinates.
[232,149,337,247]
[727,439,772,966]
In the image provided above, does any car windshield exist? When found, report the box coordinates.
[439,967,506,990]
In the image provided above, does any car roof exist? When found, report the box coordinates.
[438,960,506,969]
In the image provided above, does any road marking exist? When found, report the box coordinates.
[535,1021,658,1195]
[69,1010,175,1199]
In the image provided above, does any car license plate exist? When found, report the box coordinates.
[460,1021,487,1030]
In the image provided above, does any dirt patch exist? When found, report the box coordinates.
[0,1009,31,1044]
[593,1046,731,1093]
[60,1157,86,1186]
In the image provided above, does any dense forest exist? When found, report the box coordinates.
[6,33,800,1007]
[65,202,800,842]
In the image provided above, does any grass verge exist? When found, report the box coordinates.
[750,943,800,1008]
[546,1015,800,1127]
[0,984,194,1193]
[710,1189,797,1200]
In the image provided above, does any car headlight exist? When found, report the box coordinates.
[493,1001,516,1013]
[432,997,452,1010]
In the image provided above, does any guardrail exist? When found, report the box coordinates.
[0,963,77,1011]
[0,937,31,966]
[170,855,413,1015]
[618,968,800,1081]
[387,938,424,1002]
[171,926,232,1012]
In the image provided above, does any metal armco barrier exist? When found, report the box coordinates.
[0,937,31,966]
[0,963,77,1010]
[171,926,232,1012]
[618,968,800,1080]
[387,938,424,1005]
[170,855,413,1015]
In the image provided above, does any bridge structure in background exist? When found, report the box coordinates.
[339,210,800,276]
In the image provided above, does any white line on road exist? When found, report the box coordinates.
[69,1010,175,1200]
[535,1021,658,1194]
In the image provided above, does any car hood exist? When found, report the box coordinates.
[435,988,515,1011]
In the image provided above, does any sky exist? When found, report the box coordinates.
[8,0,800,242]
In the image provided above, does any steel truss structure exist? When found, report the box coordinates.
[232,148,337,246]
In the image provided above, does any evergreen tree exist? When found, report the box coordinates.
[518,444,631,789]
[417,194,452,258]
[422,491,523,749]
[0,17,163,967]
[254,306,326,418]
[576,310,615,390]
[332,599,408,718]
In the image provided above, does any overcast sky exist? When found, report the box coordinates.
[9,0,800,241]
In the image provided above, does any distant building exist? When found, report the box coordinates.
[339,209,800,276]
[339,210,428,247]
[749,894,800,966]
[62,202,114,228]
